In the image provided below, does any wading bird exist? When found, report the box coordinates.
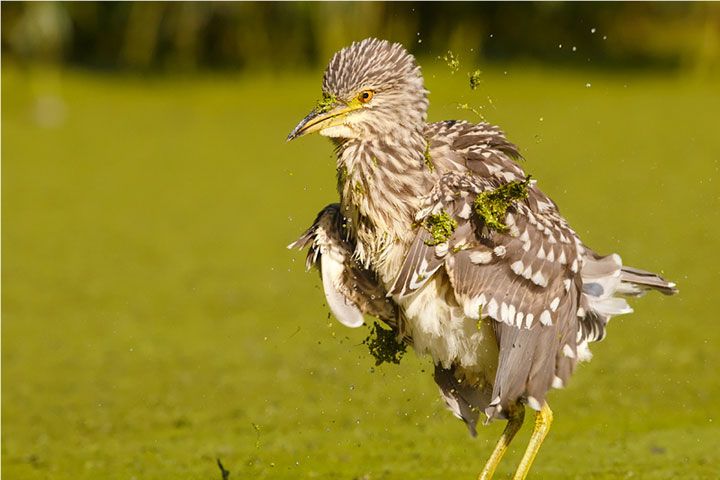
[287,38,676,479]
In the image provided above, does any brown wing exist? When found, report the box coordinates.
[390,172,584,330]
[390,169,586,421]
[290,204,399,328]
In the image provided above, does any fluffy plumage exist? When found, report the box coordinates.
[289,37,676,454]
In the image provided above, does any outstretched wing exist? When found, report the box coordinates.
[290,204,399,328]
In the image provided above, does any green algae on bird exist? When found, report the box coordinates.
[337,164,349,184]
[315,92,338,113]
[353,180,366,197]
[423,140,434,172]
[363,322,407,366]
[473,177,531,232]
[423,210,457,246]
[469,69,483,90]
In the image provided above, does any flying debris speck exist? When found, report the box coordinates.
[439,51,460,74]
[469,70,483,90]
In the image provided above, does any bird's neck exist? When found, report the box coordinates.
[335,128,433,274]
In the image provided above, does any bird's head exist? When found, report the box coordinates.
[287,38,428,142]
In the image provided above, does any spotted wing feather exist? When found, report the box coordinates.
[290,204,399,328]
[392,171,582,331]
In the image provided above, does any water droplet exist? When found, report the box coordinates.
[591,28,597,34]
[558,44,563,49]
[585,83,592,88]
[572,46,577,52]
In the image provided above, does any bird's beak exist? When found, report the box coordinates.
[287,98,359,141]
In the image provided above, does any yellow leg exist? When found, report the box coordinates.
[512,402,553,480]
[478,406,525,480]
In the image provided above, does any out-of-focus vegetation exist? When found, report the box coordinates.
[3,3,720,480]
[2,2,720,74]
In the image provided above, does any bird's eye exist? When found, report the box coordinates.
[358,90,374,103]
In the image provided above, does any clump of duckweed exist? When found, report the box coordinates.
[315,93,337,113]
[363,322,406,366]
[469,69,483,90]
[473,177,531,232]
[439,51,460,74]
[423,210,457,245]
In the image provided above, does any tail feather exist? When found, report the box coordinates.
[579,253,677,350]
[620,266,678,296]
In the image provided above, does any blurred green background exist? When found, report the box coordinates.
[3,3,720,480]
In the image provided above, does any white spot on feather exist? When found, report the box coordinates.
[562,344,575,358]
[527,396,542,411]
[487,298,499,318]
[550,297,560,312]
[522,265,533,279]
[577,341,593,361]
[469,250,492,264]
[558,250,567,265]
[540,310,552,326]
[552,376,565,389]
[463,295,484,319]
[511,260,524,275]
[532,271,548,287]
[493,245,506,257]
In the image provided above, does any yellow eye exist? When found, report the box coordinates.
[358,90,374,103]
